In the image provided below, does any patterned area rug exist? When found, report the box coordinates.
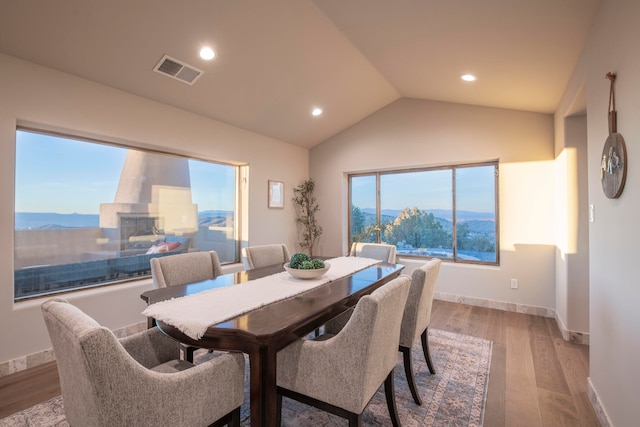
[0,329,491,427]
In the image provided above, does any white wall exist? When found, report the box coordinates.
[310,98,557,310]
[558,0,640,424]
[554,112,590,339]
[0,53,308,365]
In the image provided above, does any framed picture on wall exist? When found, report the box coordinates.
[268,180,284,209]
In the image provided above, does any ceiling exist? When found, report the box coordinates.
[0,0,600,148]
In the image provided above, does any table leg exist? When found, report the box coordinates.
[249,345,278,427]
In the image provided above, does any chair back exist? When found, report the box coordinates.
[399,258,442,347]
[41,298,111,426]
[150,251,223,288]
[43,297,245,427]
[339,275,410,405]
[242,244,291,270]
[350,242,397,263]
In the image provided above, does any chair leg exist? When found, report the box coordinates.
[421,328,436,375]
[279,385,364,426]
[229,407,240,427]
[276,391,283,427]
[399,345,422,405]
[384,370,402,427]
[348,413,363,427]
[184,345,196,363]
[209,407,240,427]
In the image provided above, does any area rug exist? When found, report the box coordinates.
[0,329,491,427]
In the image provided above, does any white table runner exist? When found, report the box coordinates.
[142,256,380,340]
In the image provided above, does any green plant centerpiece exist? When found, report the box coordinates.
[285,252,329,279]
[289,252,325,270]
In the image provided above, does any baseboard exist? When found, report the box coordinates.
[434,291,556,318]
[587,377,612,427]
[434,292,593,346]
[554,311,590,345]
[0,321,147,379]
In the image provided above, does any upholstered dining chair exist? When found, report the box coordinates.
[398,258,442,405]
[150,250,225,362]
[242,243,291,270]
[276,275,411,427]
[150,250,224,288]
[325,258,442,406]
[41,297,245,427]
[350,242,397,263]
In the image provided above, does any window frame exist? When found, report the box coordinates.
[348,160,500,266]
[14,125,243,301]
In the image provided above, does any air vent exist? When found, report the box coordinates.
[153,55,203,85]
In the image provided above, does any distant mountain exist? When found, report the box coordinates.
[16,210,234,230]
[361,208,494,221]
[198,210,233,228]
[358,209,494,236]
[15,212,100,230]
[461,220,496,235]
[198,210,234,218]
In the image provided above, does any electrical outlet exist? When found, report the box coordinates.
[510,279,518,289]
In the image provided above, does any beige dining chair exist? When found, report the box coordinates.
[41,297,245,427]
[242,243,291,270]
[276,275,411,427]
[150,250,224,361]
[150,250,223,288]
[398,258,442,405]
[350,242,397,263]
[325,258,442,406]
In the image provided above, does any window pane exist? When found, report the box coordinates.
[380,170,454,259]
[349,175,377,243]
[14,129,238,300]
[455,165,497,262]
[347,161,499,265]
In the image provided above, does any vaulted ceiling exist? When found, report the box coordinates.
[0,0,600,148]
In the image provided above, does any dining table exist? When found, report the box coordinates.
[140,256,405,427]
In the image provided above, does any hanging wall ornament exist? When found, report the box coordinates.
[600,72,627,199]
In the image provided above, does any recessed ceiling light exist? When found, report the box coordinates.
[311,107,323,116]
[461,74,477,82]
[199,47,216,61]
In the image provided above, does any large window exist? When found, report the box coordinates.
[349,162,499,265]
[14,128,240,300]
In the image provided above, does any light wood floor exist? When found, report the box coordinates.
[0,300,600,426]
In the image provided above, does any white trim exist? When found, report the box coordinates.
[555,311,590,345]
[435,291,556,318]
[587,377,613,427]
[434,291,591,345]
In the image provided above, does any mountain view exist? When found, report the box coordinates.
[15,211,234,230]
[353,207,496,262]
[361,208,495,236]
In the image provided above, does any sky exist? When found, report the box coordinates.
[15,130,236,214]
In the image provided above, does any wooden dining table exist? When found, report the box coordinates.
[140,258,405,427]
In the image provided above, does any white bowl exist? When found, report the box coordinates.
[284,262,330,280]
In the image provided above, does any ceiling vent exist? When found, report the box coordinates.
[153,55,203,85]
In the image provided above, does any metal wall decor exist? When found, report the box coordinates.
[600,72,627,199]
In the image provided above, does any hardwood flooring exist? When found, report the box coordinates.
[0,300,600,426]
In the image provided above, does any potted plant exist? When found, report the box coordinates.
[292,179,322,257]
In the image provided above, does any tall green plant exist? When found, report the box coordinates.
[292,179,323,257]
